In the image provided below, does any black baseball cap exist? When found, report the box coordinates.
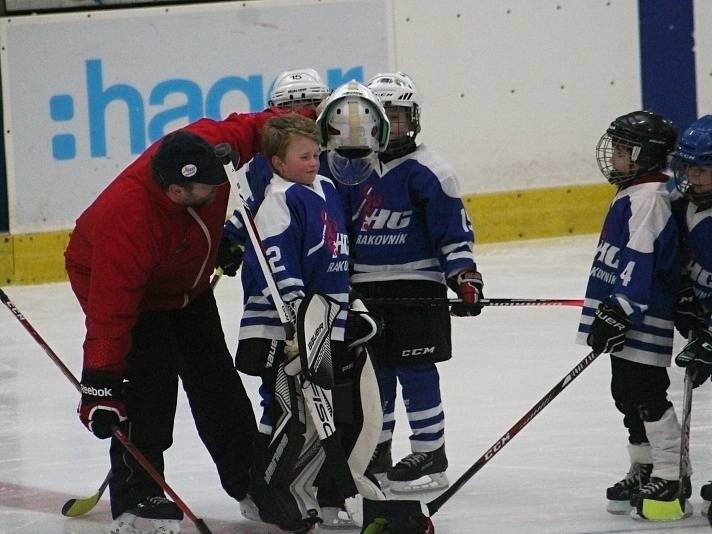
[152,130,227,186]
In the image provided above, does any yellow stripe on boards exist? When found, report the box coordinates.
[464,183,613,244]
[0,183,614,285]
[0,230,71,285]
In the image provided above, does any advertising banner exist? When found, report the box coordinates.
[0,0,391,232]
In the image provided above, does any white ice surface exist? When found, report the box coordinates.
[1,235,710,533]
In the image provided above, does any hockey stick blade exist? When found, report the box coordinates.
[362,296,583,307]
[1,288,213,533]
[361,351,601,531]
[61,471,111,517]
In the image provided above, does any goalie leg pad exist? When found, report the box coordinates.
[251,366,325,532]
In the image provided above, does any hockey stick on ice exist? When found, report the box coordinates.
[362,350,601,531]
[0,288,213,534]
[362,297,584,307]
[60,273,222,517]
[61,470,111,517]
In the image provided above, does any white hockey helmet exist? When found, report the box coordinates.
[366,71,421,138]
[268,68,330,108]
[316,80,390,185]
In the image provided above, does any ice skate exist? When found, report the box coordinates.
[630,477,692,521]
[239,494,261,523]
[605,462,652,514]
[368,440,392,490]
[108,496,183,534]
[701,482,712,516]
[387,445,448,494]
[319,506,355,529]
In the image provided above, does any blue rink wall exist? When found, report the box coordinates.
[0,0,708,284]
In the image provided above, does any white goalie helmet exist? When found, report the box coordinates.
[268,68,330,108]
[316,80,390,185]
[366,71,421,138]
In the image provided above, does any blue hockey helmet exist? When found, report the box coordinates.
[672,114,712,208]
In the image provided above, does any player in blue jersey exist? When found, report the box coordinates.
[233,113,350,532]
[323,72,484,494]
[670,115,712,515]
[216,69,330,278]
[234,106,390,531]
[577,110,687,520]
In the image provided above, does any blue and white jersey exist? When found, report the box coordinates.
[224,153,331,245]
[576,178,680,366]
[335,144,475,284]
[239,174,350,341]
[677,202,712,329]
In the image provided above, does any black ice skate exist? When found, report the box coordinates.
[606,463,652,514]
[368,440,392,490]
[109,496,183,534]
[630,476,692,521]
[387,445,449,494]
[701,482,712,516]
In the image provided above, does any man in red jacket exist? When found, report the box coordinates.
[65,110,287,533]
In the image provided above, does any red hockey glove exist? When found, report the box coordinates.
[78,369,127,439]
[448,269,484,317]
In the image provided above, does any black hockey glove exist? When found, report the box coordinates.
[587,299,631,354]
[78,369,127,439]
[673,286,706,339]
[675,330,712,388]
[448,269,484,317]
[215,236,245,277]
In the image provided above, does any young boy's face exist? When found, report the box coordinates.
[610,143,636,174]
[686,166,712,194]
[272,134,321,185]
[386,106,411,140]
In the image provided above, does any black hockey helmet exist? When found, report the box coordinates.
[595,110,677,185]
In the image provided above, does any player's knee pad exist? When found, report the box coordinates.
[636,399,673,422]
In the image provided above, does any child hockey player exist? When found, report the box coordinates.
[235,104,389,531]
[216,68,330,278]
[577,110,687,521]
[671,115,712,516]
[331,72,484,494]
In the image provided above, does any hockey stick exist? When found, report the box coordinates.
[61,470,111,517]
[0,288,213,534]
[362,350,601,531]
[61,271,221,518]
[362,297,584,307]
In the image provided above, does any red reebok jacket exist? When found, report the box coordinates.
[65,109,290,375]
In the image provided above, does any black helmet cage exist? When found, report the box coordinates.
[382,102,420,157]
[596,111,677,185]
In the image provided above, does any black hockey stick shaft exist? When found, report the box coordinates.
[362,296,584,307]
[678,366,693,497]
[0,288,212,534]
[426,350,600,515]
